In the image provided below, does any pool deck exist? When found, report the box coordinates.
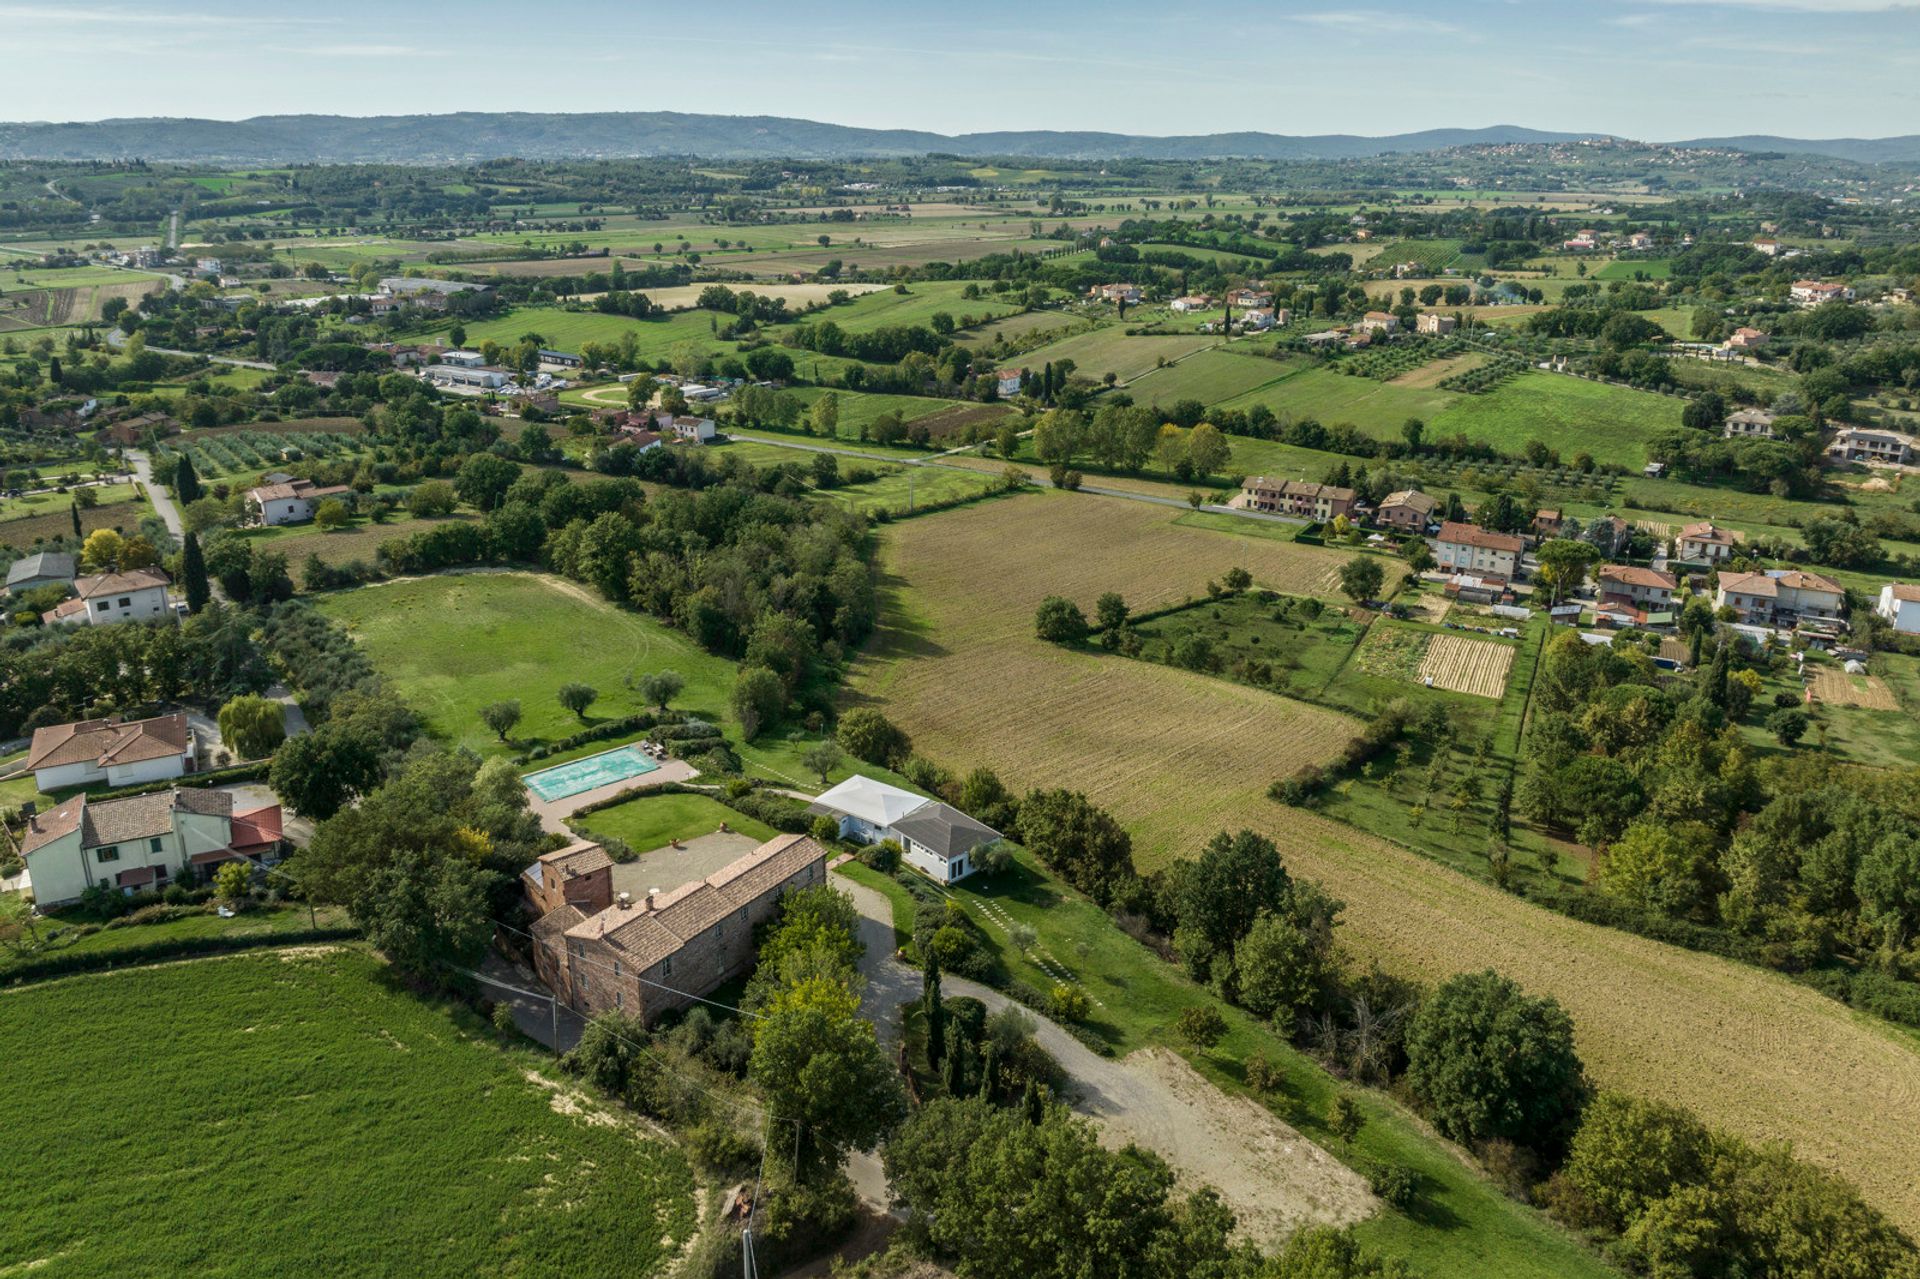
[527,758,699,835]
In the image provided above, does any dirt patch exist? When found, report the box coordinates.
[1419,634,1514,698]
[1096,1047,1376,1245]
[1809,668,1898,710]
[914,403,1015,439]
[1390,352,1487,389]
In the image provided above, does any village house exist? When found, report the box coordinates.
[1416,313,1457,336]
[995,368,1025,398]
[26,713,196,792]
[1433,522,1523,580]
[1826,426,1915,467]
[5,551,76,597]
[1091,283,1142,305]
[1753,238,1784,257]
[1240,477,1359,522]
[1676,521,1740,564]
[526,833,830,1024]
[667,415,716,443]
[806,775,1003,884]
[43,568,173,627]
[1169,295,1213,313]
[1598,564,1678,611]
[1791,280,1855,307]
[1563,232,1598,251]
[1628,231,1656,251]
[1877,583,1920,635]
[1716,569,1846,629]
[247,476,352,526]
[1226,287,1272,309]
[1238,307,1277,331]
[1355,310,1401,335]
[1533,509,1570,541]
[19,787,283,907]
[1375,489,1439,530]
[1723,408,1777,440]
[1724,327,1769,353]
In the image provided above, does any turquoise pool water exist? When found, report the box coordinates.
[523,745,660,801]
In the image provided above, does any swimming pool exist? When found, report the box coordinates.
[522,745,660,802]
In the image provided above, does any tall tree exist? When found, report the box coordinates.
[924,946,946,1069]
[173,453,203,505]
[180,531,211,615]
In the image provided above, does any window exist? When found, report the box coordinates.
[738,907,748,925]
[95,846,120,864]
[94,601,110,613]
[149,837,164,853]
[614,991,623,1010]
[117,597,132,608]
[661,956,673,978]
[612,961,621,978]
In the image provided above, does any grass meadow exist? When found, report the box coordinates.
[0,949,696,1278]
[846,493,1920,1234]
[577,791,777,851]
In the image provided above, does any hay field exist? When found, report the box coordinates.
[1419,634,1514,697]
[1390,352,1487,389]
[851,494,1920,1231]
[1810,667,1898,710]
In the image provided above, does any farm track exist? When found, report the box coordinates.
[851,494,1920,1231]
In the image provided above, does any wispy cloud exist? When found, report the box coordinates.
[1289,9,1461,34]
[268,43,446,58]
[0,3,324,23]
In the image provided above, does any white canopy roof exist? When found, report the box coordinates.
[809,774,930,828]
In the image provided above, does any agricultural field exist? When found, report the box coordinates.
[808,280,1024,334]
[953,308,1085,348]
[157,424,366,480]
[1419,633,1515,697]
[1124,348,1298,408]
[0,492,156,554]
[0,950,697,1277]
[616,281,886,311]
[1014,327,1220,385]
[848,493,1920,1232]
[1218,363,1458,431]
[1427,371,1684,468]
[405,306,726,361]
[1794,652,1920,770]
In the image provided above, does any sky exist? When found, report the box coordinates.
[4,0,1917,141]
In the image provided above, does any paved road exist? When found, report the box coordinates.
[107,327,274,370]
[125,449,184,539]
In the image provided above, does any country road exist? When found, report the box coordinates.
[126,449,184,539]
[106,326,273,369]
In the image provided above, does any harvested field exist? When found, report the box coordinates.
[1390,352,1487,389]
[1419,634,1514,698]
[851,493,1920,1232]
[912,403,1015,439]
[1353,624,1429,682]
[1810,667,1898,710]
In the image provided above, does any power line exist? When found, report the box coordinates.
[490,915,766,1020]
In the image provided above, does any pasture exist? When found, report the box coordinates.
[1428,371,1683,468]
[624,281,885,311]
[0,950,697,1277]
[1015,327,1220,385]
[848,494,1920,1232]
[408,306,726,360]
[811,280,1024,334]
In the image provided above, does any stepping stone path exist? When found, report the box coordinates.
[967,897,1104,1008]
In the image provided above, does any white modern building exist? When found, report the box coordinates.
[806,775,1002,884]
[247,477,352,526]
[1877,583,1920,635]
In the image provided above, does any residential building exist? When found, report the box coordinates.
[5,551,76,597]
[43,569,172,627]
[26,713,196,792]
[667,415,716,444]
[427,365,510,390]
[1826,427,1915,467]
[1416,313,1457,336]
[1169,295,1212,313]
[1628,231,1656,251]
[1724,327,1769,352]
[1598,564,1678,610]
[1533,509,1568,541]
[1791,280,1855,306]
[1877,583,1920,635]
[1676,521,1740,564]
[1433,522,1523,580]
[1563,233,1598,251]
[1716,569,1846,628]
[806,775,1004,884]
[1586,514,1633,558]
[1375,489,1439,530]
[527,833,830,1024]
[1238,307,1276,331]
[1723,408,1777,440]
[247,476,352,526]
[19,787,283,907]
[439,350,488,368]
[1240,477,1359,522]
[1091,283,1142,305]
[1753,238,1784,257]
[1356,310,1400,335]
[1226,288,1272,309]
[995,369,1025,398]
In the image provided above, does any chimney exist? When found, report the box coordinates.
[616,891,632,910]
[646,887,659,911]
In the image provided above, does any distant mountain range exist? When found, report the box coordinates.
[1,112,1916,166]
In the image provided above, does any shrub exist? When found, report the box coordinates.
[809,815,841,846]
[491,1001,518,1037]
[1048,984,1091,1022]
[859,839,900,873]
[1244,1053,1285,1095]
[1033,595,1089,644]
[1175,1005,1228,1050]
[1367,1161,1419,1211]
[836,707,912,769]
[1328,1093,1363,1143]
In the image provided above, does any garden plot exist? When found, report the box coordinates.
[1352,623,1429,682]
[1418,634,1514,698]
[1809,667,1898,711]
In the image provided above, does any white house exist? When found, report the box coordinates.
[1676,521,1740,564]
[42,569,172,627]
[1826,427,1915,467]
[995,369,1025,398]
[1169,295,1212,313]
[439,349,488,368]
[655,414,716,443]
[1791,280,1854,307]
[246,477,352,526]
[1432,521,1523,580]
[1416,313,1457,336]
[806,774,1001,884]
[1716,569,1846,629]
[25,713,195,792]
[1723,408,1777,440]
[1877,583,1920,635]
[18,788,283,907]
[427,365,509,390]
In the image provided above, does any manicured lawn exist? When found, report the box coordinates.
[930,851,1618,1279]
[1170,510,1303,543]
[0,950,697,1277]
[576,792,775,853]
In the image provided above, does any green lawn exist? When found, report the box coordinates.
[808,281,1023,334]
[915,851,1619,1279]
[576,791,776,852]
[0,950,696,1277]
[1169,510,1303,543]
[0,903,348,976]
[1217,364,1459,433]
[1428,372,1684,469]
[1125,348,1302,409]
[1015,327,1221,385]
[407,305,732,361]
[0,482,138,521]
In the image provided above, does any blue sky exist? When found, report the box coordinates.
[5,0,1916,140]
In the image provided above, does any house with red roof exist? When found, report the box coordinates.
[18,787,283,907]
[26,713,196,792]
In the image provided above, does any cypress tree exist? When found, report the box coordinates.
[70,502,81,539]
[174,453,203,505]
[1022,1080,1046,1125]
[181,531,211,615]
[923,947,945,1069]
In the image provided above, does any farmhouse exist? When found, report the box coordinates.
[1826,427,1915,467]
[1723,408,1777,439]
[667,415,716,443]
[1563,233,1598,251]
[1724,327,1769,352]
[807,775,1003,884]
[995,369,1025,398]
[1091,283,1142,305]
[1533,509,1569,540]
[1753,238,1784,256]
[1676,521,1740,564]
[1240,477,1359,522]
[1375,489,1439,530]
[26,713,195,792]
[1629,231,1656,251]
[1169,295,1213,313]
[1416,313,1457,336]
[1433,522,1523,580]
[19,787,284,908]
[247,476,352,526]
[1598,564,1678,611]
[1238,307,1277,331]
[1877,583,1920,635]
[43,568,173,627]
[1355,311,1400,335]
[6,551,76,597]
[525,833,829,1025]
[1715,569,1846,629]
[1791,280,1855,306]
[1226,288,1272,309]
